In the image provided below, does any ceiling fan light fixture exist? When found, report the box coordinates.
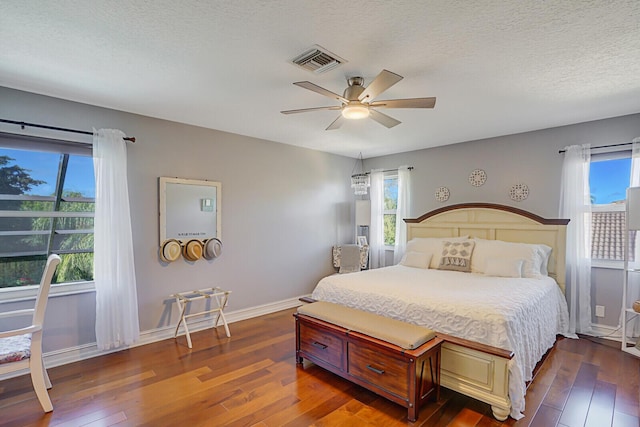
[341,103,370,120]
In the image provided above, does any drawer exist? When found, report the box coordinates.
[299,321,345,369]
[348,343,409,399]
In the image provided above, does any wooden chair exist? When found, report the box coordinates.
[0,254,61,412]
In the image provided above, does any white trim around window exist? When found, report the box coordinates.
[0,281,95,303]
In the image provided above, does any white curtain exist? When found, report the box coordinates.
[93,129,140,350]
[369,169,385,269]
[628,139,640,337]
[393,166,411,264]
[559,144,593,335]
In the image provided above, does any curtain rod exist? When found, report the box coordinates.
[0,119,136,143]
[558,141,635,154]
[352,166,413,177]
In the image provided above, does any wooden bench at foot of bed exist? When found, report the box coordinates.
[294,302,443,422]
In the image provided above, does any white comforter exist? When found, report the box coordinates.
[311,265,572,419]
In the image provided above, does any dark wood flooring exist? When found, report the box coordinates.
[0,308,638,426]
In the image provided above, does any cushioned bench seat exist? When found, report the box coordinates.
[297,301,436,350]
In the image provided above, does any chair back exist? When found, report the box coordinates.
[32,255,61,327]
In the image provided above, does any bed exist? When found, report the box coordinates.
[310,203,573,420]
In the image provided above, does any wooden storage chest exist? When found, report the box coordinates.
[295,307,442,422]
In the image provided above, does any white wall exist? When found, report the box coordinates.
[365,112,640,329]
[0,86,355,352]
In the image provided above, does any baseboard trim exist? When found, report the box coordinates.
[1,295,308,381]
[589,322,622,341]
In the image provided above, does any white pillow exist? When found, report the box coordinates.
[406,236,469,269]
[483,258,524,278]
[536,245,552,276]
[400,251,432,269]
[471,238,545,279]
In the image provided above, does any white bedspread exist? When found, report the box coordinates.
[311,265,572,419]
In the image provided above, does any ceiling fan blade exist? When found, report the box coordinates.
[326,115,345,130]
[358,70,403,102]
[281,106,342,114]
[369,109,401,128]
[369,97,436,109]
[294,81,348,104]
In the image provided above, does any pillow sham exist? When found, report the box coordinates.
[438,240,475,272]
[400,251,432,269]
[471,238,546,278]
[406,236,470,269]
[537,244,552,276]
[483,257,524,278]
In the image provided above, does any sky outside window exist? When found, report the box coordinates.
[590,158,631,204]
[0,148,94,197]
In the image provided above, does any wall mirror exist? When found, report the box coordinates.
[159,177,221,243]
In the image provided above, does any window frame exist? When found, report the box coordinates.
[0,133,96,299]
[589,149,632,269]
[383,173,398,249]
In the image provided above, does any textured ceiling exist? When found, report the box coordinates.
[1,1,639,158]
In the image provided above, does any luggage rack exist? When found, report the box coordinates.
[172,287,231,348]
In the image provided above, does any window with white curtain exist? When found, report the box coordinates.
[0,134,94,289]
[589,151,633,267]
[383,174,398,247]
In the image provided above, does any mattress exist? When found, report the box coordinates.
[311,265,572,419]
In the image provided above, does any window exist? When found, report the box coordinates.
[0,135,95,288]
[383,175,398,246]
[589,153,634,263]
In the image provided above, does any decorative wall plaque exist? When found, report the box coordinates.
[435,186,450,202]
[469,169,487,187]
[509,183,529,201]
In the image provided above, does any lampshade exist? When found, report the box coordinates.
[628,187,640,230]
[342,103,370,119]
[351,173,370,195]
[355,200,371,226]
[350,152,370,195]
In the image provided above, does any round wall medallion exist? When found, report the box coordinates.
[469,169,487,187]
[435,186,450,202]
[509,183,529,201]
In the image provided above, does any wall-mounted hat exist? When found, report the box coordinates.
[160,239,181,262]
[204,238,222,260]
[183,239,203,261]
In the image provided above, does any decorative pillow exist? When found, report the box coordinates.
[400,251,432,269]
[406,236,470,269]
[438,240,475,272]
[471,238,546,278]
[333,245,369,270]
[483,258,524,278]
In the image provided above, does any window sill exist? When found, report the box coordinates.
[591,260,625,270]
[0,281,95,303]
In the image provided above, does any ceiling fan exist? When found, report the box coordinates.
[281,69,436,130]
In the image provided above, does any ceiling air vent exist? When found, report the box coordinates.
[291,45,346,74]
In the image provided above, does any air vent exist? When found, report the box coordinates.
[291,45,346,74]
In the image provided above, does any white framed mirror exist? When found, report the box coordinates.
[159,177,221,243]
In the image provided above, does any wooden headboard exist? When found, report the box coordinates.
[405,203,570,293]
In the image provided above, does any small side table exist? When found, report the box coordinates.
[172,287,231,348]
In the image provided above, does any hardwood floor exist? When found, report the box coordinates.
[1,308,639,427]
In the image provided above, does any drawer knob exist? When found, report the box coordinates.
[367,365,385,375]
[312,341,328,350]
